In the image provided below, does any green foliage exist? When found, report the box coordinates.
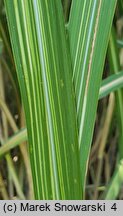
[68,0,116,195]
[99,72,123,99]
[102,160,123,199]
[2,0,122,200]
[4,0,81,199]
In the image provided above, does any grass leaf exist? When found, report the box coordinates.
[99,72,123,99]
[102,160,123,200]
[5,0,81,199]
[0,128,27,158]
[108,26,123,159]
[68,0,116,196]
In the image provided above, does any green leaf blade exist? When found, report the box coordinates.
[5,0,81,199]
[68,0,116,197]
[99,72,123,99]
[103,160,123,200]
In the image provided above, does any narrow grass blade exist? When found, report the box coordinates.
[0,58,25,199]
[5,154,25,199]
[117,39,123,47]
[0,128,27,158]
[102,160,123,200]
[108,26,123,159]
[94,93,115,199]
[68,0,116,196]
[5,0,81,199]
[0,16,20,94]
[0,172,9,199]
[99,72,123,99]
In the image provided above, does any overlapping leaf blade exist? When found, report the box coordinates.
[5,0,81,199]
[68,0,116,196]
[99,72,123,99]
